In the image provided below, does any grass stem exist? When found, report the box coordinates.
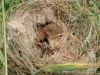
[2,0,8,75]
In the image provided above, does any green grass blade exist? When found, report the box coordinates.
[76,0,87,15]
[16,0,21,5]
[86,0,92,6]
[92,1,100,38]
[76,0,96,16]
[93,1,99,22]
[2,0,8,75]
[34,63,99,75]
[4,0,10,11]
[93,0,100,7]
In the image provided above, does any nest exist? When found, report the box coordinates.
[7,0,98,75]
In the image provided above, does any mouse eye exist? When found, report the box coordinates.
[48,30,52,32]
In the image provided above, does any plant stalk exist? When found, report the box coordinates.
[2,0,8,75]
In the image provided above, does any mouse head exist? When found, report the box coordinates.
[43,23,63,39]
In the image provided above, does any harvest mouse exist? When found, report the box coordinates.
[43,23,63,49]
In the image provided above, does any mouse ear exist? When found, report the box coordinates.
[43,26,48,32]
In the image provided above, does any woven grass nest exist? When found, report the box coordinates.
[7,0,98,75]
